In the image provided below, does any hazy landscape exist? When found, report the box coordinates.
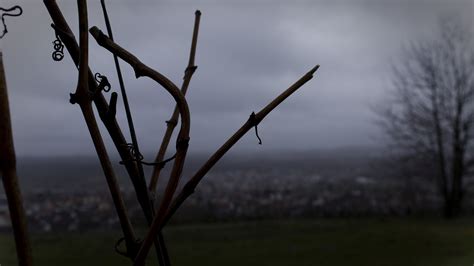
[1,0,473,265]
[2,147,471,233]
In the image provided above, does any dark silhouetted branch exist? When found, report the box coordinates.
[0,52,33,266]
[69,0,139,258]
[164,65,320,225]
[149,10,201,194]
[43,2,156,231]
[99,0,146,190]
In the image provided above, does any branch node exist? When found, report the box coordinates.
[69,92,78,105]
[184,65,198,79]
[133,66,145,78]
[176,137,190,150]
[165,119,178,126]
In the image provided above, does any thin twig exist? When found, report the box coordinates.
[99,0,146,194]
[149,10,201,194]
[71,0,139,258]
[0,52,33,266]
[134,65,320,265]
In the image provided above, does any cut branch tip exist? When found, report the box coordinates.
[310,65,320,75]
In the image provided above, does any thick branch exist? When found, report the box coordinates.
[133,65,319,265]
[0,52,33,266]
[149,10,201,193]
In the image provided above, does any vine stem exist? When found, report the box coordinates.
[73,0,139,258]
[99,1,168,264]
[149,10,201,194]
[0,51,33,266]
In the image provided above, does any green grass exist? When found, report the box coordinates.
[1,218,474,265]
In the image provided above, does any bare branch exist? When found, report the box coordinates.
[43,1,156,228]
[0,52,33,266]
[70,0,139,257]
[149,10,201,194]
[132,65,319,265]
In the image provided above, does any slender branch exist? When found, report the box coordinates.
[133,65,320,265]
[99,0,146,194]
[0,52,33,266]
[164,65,319,225]
[149,10,201,194]
[72,0,139,258]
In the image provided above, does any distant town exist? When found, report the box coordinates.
[3,156,471,233]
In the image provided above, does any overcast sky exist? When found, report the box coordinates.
[0,0,473,157]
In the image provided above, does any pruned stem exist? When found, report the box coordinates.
[149,10,201,194]
[133,65,320,264]
[0,52,33,266]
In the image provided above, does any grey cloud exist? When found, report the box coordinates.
[1,0,472,156]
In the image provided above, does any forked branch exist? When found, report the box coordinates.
[149,9,201,194]
[165,65,320,225]
[133,65,320,265]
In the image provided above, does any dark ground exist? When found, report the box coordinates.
[2,218,474,266]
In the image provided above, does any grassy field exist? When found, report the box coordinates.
[1,218,474,266]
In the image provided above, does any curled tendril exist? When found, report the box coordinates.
[52,34,64,61]
[119,143,144,165]
[95,73,111,92]
[0,5,23,39]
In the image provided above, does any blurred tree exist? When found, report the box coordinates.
[377,19,474,218]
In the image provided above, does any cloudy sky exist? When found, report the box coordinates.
[0,0,472,157]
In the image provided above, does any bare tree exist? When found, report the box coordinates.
[377,18,474,218]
